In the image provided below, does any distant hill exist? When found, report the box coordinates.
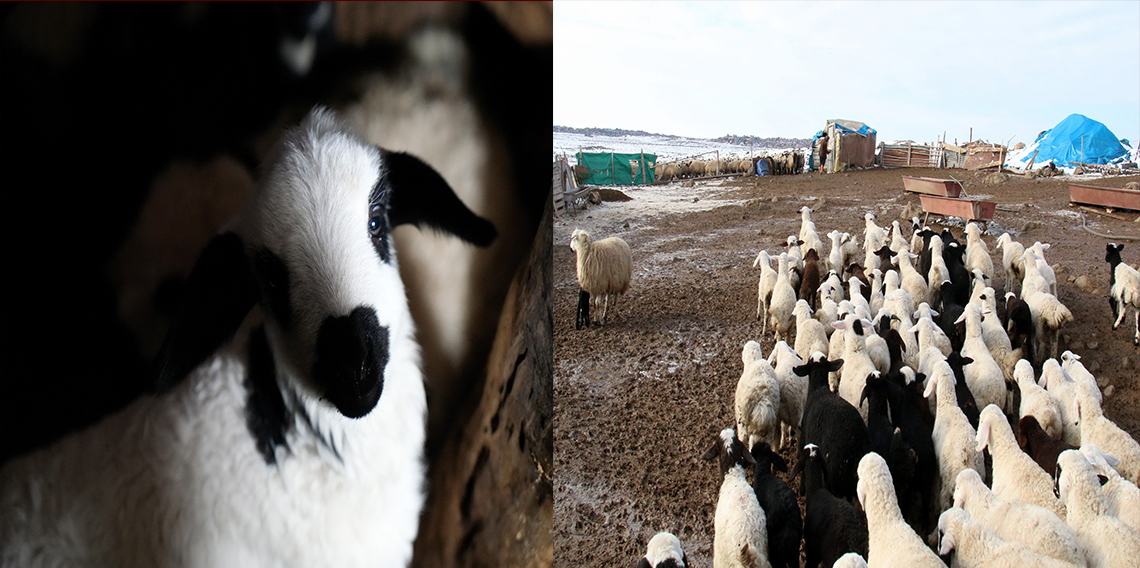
[553,126,811,148]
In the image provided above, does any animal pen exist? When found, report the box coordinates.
[574,150,657,186]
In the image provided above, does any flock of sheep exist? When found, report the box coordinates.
[654,157,758,183]
[593,204,1140,568]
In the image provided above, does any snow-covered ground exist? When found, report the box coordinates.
[554,131,807,165]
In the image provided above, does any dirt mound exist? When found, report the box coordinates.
[591,188,633,202]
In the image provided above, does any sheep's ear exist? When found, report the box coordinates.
[637,558,652,568]
[827,358,844,373]
[700,441,719,461]
[976,417,991,452]
[154,232,258,393]
[938,532,956,556]
[381,150,497,247]
[771,452,788,473]
[792,364,810,377]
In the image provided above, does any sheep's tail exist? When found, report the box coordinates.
[738,542,761,568]
[1043,299,1074,328]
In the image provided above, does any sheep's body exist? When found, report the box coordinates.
[798,353,871,502]
[816,298,841,336]
[927,236,951,302]
[736,342,782,451]
[1043,358,1082,446]
[1028,242,1057,295]
[1021,276,1073,366]
[705,430,771,568]
[856,453,943,568]
[750,442,801,568]
[894,251,929,308]
[796,443,868,568]
[786,236,804,292]
[800,207,824,259]
[952,468,1084,566]
[1060,351,1102,407]
[936,507,1075,568]
[1082,445,1140,535]
[997,233,1026,293]
[1016,415,1076,476]
[832,552,868,568]
[794,300,830,363]
[1075,385,1140,485]
[926,361,984,514]
[976,404,1066,518]
[957,304,1006,413]
[571,229,632,326]
[769,340,808,450]
[1110,260,1140,345]
[641,532,687,568]
[890,221,910,253]
[756,250,779,330]
[863,213,887,257]
[910,315,952,358]
[800,249,823,312]
[769,253,798,343]
[836,318,878,421]
[0,108,498,567]
[1056,450,1140,568]
[977,288,1020,384]
[1015,360,1064,440]
[964,223,994,281]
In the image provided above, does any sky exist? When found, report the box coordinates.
[553,1,1140,146]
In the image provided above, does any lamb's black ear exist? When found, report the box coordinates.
[828,358,844,373]
[637,558,652,568]
[154,232,258,392]
[381,150,497,247]
[792,364,810,377]
[771,451,788,473]
[700,440,719,461]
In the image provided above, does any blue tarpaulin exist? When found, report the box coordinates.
[1016,114,1129,168]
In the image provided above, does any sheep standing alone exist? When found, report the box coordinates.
[701,429,770,568]
[855,453,943,568]
[571,228,632,326]
[0,108,498,566]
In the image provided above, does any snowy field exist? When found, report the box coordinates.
[553,131,808,165]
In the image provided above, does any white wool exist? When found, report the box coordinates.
[832,552,868,568]
[909,315,952,359]
[835,316,877,422]
[975,405,1066,518]
[975,288,1020,387]
[1075,385,1140,485]
[0,108,431,566]
[953,468,1084,566]
[856,453,943,568]
[820,271,845,305]
[768,340,807,451]
[769,253,798,343]
[713,466,770,568]
[755,250,779,332]
[815,297,841,337]
[964,222,994,281]
[1043,359,1082,446]
[927,235,950,300]
[736,341,781,451]
[572,229,632,326]
[869,269,885,316]
[956,304,1006,413]
[645,532,686,567]
[997,233,1026,293]
[863,213,887,256]
[1020,277,1073,366]
[925,360,984,513]
[1082,444,1140,534]
[1028,242,1057,295]
[893,249,929,308]
[1015,360,1064,440]
[1061,351,1102,407]
[1109,261,1140,345]
[1056,450,1140,568]
[936,507,1076,568]
[793,300,830,364]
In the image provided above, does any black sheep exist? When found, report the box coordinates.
[1004,291,1035,361]
[917,228,937,284]
[945,352,979,430]
[796,354,871,502]
[883,370,938,536]
[792,443,869,568]
[944,240,972,308]
[750,441,803,568]
[938,285,966,352]
[1017,414,1077,476]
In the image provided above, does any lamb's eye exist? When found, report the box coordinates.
[369,216,381,234]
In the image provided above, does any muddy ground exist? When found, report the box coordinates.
[553,166,1140,567]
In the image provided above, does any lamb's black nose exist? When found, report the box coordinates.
[312,306,388,418]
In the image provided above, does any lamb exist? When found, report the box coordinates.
[1060,351,1102,407]
[0,107,498,566]
[576,287,591,330]
[769,340,809,450]
[1014,359,1064,439]
[1028,242,1057,295]
[800,206,824,259]
[736,341,782,451]
[815,297,841,336]
[855,453,944,568]
[1055,449,1140,568]
[935,507,1076,568]
[1042,358,1083,446]
[926,235,951,304]
[834,316,879,421]
[964,222,995,281]
[792,443,868,568]
[702,429,770,568]
[868,269,885,315]
[860,374,917,511]
[863,213,887,256]
[820,270,845,306]
[909,311,952,358]
[1016,414,1077,476]
[976,287,1021,383]
[1075,381,1140,485]
[997,233,1026,292]
[786,236,804,291]
[755,250,779,330]
[1020,275,1073,365]
[800,249,823,311]
[955,303,1007,413]
[1105,243,1140,345]
[827,230,847,279]
[952,468,1084,566]
[796,352,871,501]
[571,228,632,326]
[750,442,803,568]
[889,220,910,253]
[794,300,830,364]
[893,250,930,309]
[1081,444,1140,534]
[1003,291,1035,359]
[883,366,938,535]
[924,360,985,514]
[768,253,799,343]
[975,404,1066,518]
[639,532,688,568]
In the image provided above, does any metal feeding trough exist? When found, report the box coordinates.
[1069,183,1140,212]
[902,175,963,197]
[918,194,996,224]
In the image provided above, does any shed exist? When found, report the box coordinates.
[574,151,657,186]
[814,119,877,173]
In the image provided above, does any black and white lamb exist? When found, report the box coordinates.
[701,429,769,568]
[638,532,688,568]
[0,108,497,566]
[750,441,802,568]
[795,352,871,502]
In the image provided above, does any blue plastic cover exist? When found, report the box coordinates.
[1019,114,1128,167]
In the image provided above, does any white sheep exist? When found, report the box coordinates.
[1081,444,1140,534]
[975,404,1066,518]
[768,340,807,451]
[820,270,845,306]
[924,360,985,514]
[800,206,824,259]
[868,269,885,316]
[976,287,1021,384]
[927,235,951,301]
[882,273,915,325]
[863,212,887,255]
[701,429,770,568]
[1075,381,1140,485]
[847,278,872,325]
[1061,351,1102,407]
[1020,276,1073,365]
[997,233,1026,292]
[1014,359,1065,441]
[835,316,878,420]
[640,532,688,568]
[955,303,1006,413]
[827,230,847,278]
[1109,256,1140,346]
[736,341,781,451]
[936,507,1076,568]
[755,250,779,331]
[793,300,830,363]
[964,222,995,281]
[0,107,498,566]
[953,468,1084,566]
[1028,242,1057,295]
[831,552,868,568]
[769,253,798,343]
[855,453,944,568]
[815,297,841,337]
[571,228,632,326]
[786,235,804,291]
[893,250,930,309]
[1055,449,1140,568]
[889,221,910,254]
[1042,358,1082,446]
[909,312,952,358]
